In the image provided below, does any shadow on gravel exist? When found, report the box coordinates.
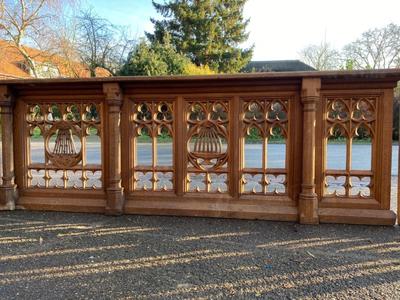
[0,211,399,299]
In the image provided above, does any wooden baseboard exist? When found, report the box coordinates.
[124,200,299,222]
[319,208,396,225]
[16,196,106,213]
[9,197,397,226]
[0,203,15,211]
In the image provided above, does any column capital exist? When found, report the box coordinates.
[103,83,123,107]
[0,85,14,108]
[301,77,321,99]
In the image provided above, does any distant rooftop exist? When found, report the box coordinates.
[0,39,111,79]
[242,60,315,73]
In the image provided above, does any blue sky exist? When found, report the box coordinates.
[84,0,400,61]
[85,0,155,35]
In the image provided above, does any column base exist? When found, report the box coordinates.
[299,192,319,224]
[0,185,17,210]
[105,188,124,215]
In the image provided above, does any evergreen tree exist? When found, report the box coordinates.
[120,36,215,76]
[146,0,253,73]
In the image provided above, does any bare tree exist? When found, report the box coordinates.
[51,15,84,77]
[75,9,136,76]
[0,0,75,77]
[299,41,341,70]
[343,23,400,69]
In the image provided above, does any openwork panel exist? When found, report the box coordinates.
[185,99,229,193]
[241,96,289,195]
[26,102,102,189]
[324,95,377,198]
[132,100,174,191]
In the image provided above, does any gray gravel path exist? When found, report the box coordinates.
[0,211,399,299]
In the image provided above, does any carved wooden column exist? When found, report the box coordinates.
[299,78,320,224]
[0,85,17,210]
[103,83,124,215]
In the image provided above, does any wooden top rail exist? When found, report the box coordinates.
[1,69,400,91]
[1,69,400,83]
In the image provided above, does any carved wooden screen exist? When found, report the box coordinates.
[131,100,174,191]
[185,99,229,193]
[323,95,377,198]
[240,96,289,195]
[25,102,102,189]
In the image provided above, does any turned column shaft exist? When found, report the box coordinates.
[0,85,16,210]
[2,106,14,187]
[103,83,124,215]
[108,104,122,189]
[299,78,320,224]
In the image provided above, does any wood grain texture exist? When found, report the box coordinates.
[298,78,320,224]
[0,85,17,210]
[1,71,399,225]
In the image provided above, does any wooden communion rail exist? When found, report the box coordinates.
[0,70,400,225]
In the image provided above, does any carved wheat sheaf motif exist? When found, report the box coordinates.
[193,122,222,156]
[53,128,77,154]
[187,101,229,172]
[188,120,227,170]
[45,121,82,168]
[186,100,229,193]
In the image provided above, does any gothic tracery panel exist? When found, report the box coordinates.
[241,96,289,195]
[132,100,174,192]
[324,96,377,198]
[26,102,102,189]
[186,99,229,193]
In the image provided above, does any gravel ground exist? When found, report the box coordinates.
[0,211,399,300]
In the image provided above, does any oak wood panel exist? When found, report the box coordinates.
[1,71,399,225]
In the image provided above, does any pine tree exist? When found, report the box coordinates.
[119,35,216,76]
[146,0,253,73]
